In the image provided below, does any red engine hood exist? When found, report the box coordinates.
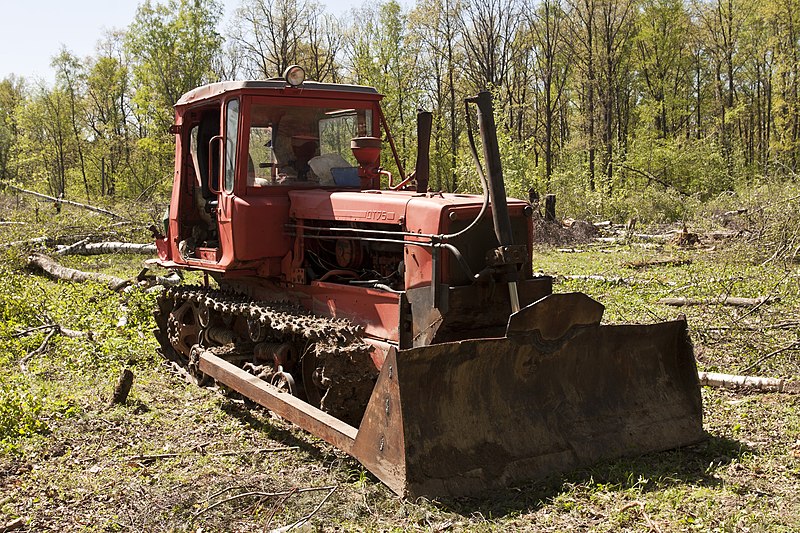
[287,189,527,233]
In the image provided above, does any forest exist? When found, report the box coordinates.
[2,0,800,220]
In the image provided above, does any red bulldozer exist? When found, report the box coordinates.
[152,66,703,498]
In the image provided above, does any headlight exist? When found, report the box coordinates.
[283,65,305,87]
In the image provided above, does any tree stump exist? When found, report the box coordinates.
[111,368,134,405]
[544,194,556,222]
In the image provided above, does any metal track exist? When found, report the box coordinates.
[154,285,377,425]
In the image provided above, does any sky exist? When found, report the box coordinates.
[0,0,358,83]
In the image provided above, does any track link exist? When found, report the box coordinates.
[154,285,377,426]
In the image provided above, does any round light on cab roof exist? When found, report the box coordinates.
[284,65,305,87]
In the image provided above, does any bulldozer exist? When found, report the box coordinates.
[152,65,704,498]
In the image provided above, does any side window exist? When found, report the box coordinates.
[224,99,239,192]
[247,126,274,186]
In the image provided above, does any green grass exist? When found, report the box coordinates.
[1,192,800,530]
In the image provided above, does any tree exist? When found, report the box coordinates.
[0,76,25,184]
[635,0,693,139]
[230,0,340,80]
[460,0,520,93]
[528,0,572,184]
[86,34,132,196]
[694,0,751,180]
[409,0,464,190]
[344,1,420,177]
[126,0,223,132]
[568,0,599,190]
[52,48,91,200]
[595,0,637,187]
[17,86,74,197]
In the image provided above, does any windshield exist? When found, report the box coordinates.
[246,103,373,187]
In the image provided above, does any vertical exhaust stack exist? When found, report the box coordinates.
[472,92,513,247]
[415,111,433,192]
[468,91,522,311]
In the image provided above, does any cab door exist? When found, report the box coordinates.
[215,98,240,267]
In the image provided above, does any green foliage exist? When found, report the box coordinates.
[3,0,800,221]
[0,379,47,451]
[126,0,223,132]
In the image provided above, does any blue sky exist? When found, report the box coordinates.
[0,0,358,82]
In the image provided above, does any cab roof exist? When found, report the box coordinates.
[176,80,382,107]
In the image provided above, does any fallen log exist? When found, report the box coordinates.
[56,241,157,256]
[658,296,777,307]
[698,371,799,393]
[27,253,130,291]
[558,274,677,286]
[3,184,127,220]
[0,236,50,249]
[626,258,691,269]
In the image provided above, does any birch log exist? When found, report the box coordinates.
[27,253,130,291]
[56,241,157,256]
[698,371,799,393]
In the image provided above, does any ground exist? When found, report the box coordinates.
[1,191,799,531]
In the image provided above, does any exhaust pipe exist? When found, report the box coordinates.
[467,91,520,311]
[471,92,513,247]
[415,111,433,192]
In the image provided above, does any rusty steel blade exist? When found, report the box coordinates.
[201,317,703,499]
[353,319,703,498]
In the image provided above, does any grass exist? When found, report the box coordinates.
[2,191,800,531]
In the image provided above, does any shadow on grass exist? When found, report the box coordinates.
[213,393,753,518]
[218,396,335,462]
[432,433,752,518]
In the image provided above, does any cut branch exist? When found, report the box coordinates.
[701,320,800,332]
[19,328,58,371]
[194,485,336,519]
[269,486,337,533]
[27,253,130,291]
[14,323,91,339]
[698,371,799,393]
[126,446,298,463]
[54,237,91,255]
[740,341,800,374]
[626,258,691,269]
[3,183,128,220]
[619,163,690,196]
[658,296,778,307]
[557,274,677,286]
[0,236,50,249]
[56,241,157,256]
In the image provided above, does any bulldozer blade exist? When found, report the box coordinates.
[353,318,704,498]
[199,316,703,499]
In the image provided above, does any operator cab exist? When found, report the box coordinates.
[158,70,386,270]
